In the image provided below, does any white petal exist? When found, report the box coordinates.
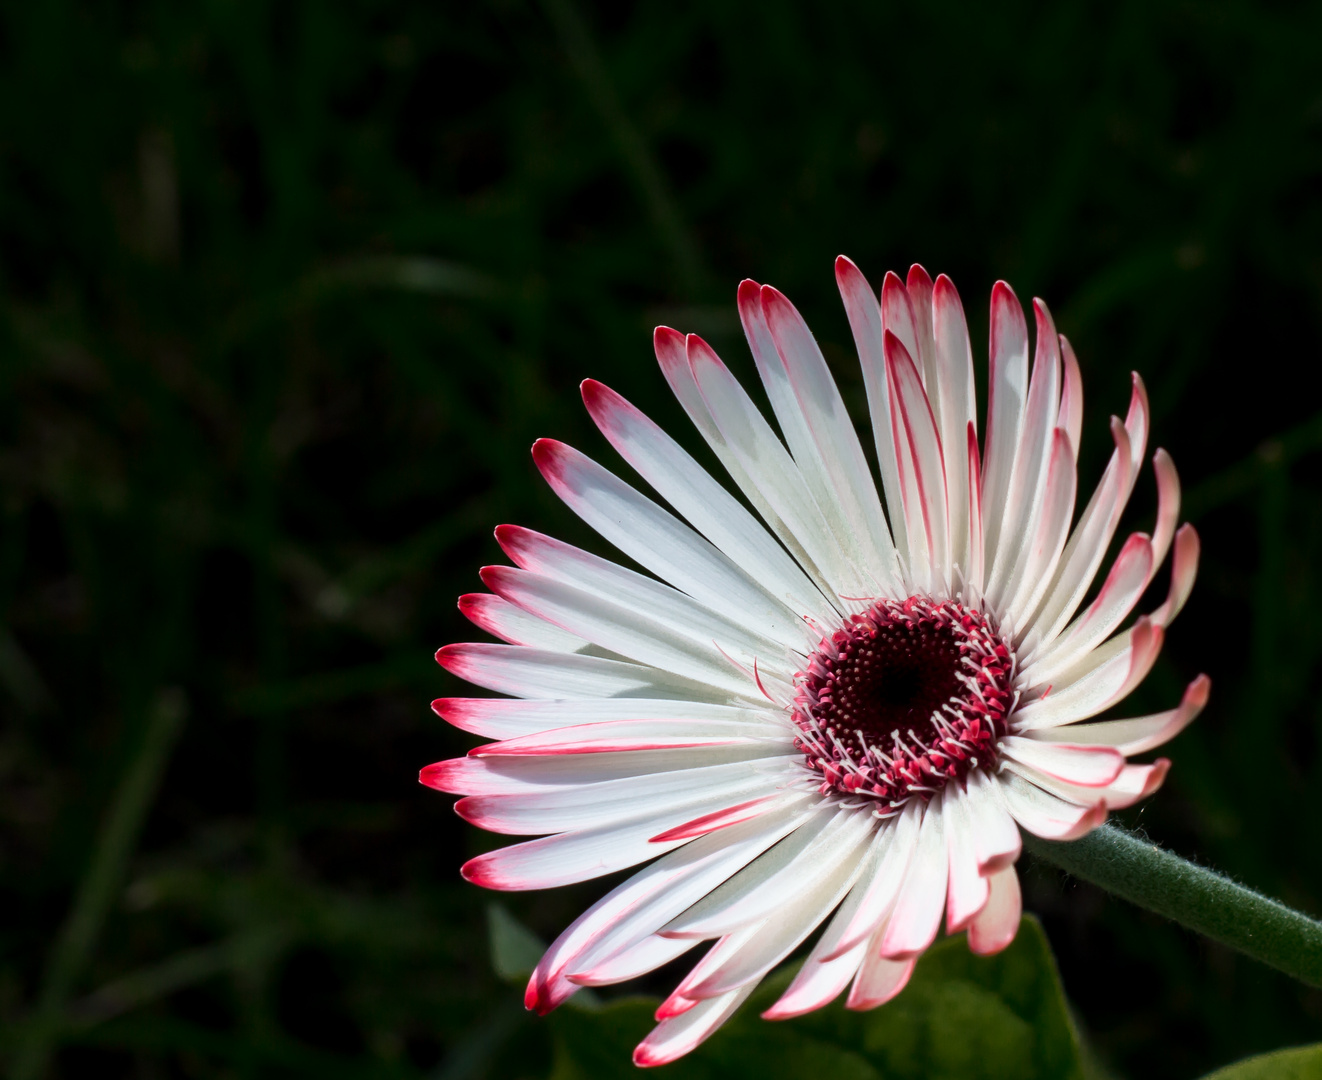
[654,327,838,602]
[633,983,759,1067]
[886,330,949,593]
[999,736,1125,787]
[497,525,813,657]
[931,274,977,579]
[423,743,796,796]
[456,758,796,836]
[434,697,778,740]
[965,769,1022,874]
[483,565,790,697]
[1011,618,1164,730]
[676,834,869,999]
[663,807,874,938]
[967,865,1022,956]
[436,643,728,703]
[1151,524,1199,627]
[1022,533,1153,683]
[459,592,593,651]
[979,282,1030,579]
[1058,337,1083,459]
[829,800,922,957]
[846,945,916,1011]
[687,335,864,601]
[461,784,807,891]
[1024,378,1148,649]
[1010,757,1170,811]
[879,801,948,958]
[836,257,909,566]
[996,768,1106,839]
[556,801,815,994]
[472,718,788,757]
[582,377,832,626]
[1027,675,1208,755]
[1002,428,1077,629]
[942,783,990,933]
[987,299,1061,610]
[760,834,888,1019]
[760,284,901,591]
[532,439,813,648]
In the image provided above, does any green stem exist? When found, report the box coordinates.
[12,689,187,1080]
[1025,824,1322,987]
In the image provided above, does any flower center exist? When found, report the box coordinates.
[791,597,1016,812]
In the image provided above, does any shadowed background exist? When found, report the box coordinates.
[2,1,1322,1077]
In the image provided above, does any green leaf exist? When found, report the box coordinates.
[486,904,601,1010]
[1199,1044,1322,1079]
[487,903,546,983]
[547,916,1088,1079]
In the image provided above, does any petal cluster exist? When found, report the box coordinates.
[423,260,1206,1066]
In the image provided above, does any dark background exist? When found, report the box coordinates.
[2,1,1322,1077]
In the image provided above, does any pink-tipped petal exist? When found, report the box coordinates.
[885,329,950,590]
[932,275,977,575]
[1025,532,1154,684]
[880,271,921,377]
[999,737,1126,787]
[998,771,1107,840]
[836,256,909,564]
[879,804,948,958]
[943,784,991,933]
[1151,524,1199,627]
[1031,675,1210,756]
[760,284,900,590]
[986,298,1062,609]
[1059,336,1083,460]
[905,264,938,392]
[967,865,1022,956]
[980,282,1029,574]
[966,769,1022,875]
[1149,449,1181,573]
[846,948,916,1011]
[459,592,591,651]
[579,378,828,627]
[632,984,759,1067]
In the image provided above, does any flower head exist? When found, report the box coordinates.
[423,260,1205,1066]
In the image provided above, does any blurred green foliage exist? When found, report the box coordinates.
[1,1,1322,1078]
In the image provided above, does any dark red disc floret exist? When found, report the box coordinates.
[792,596,1016,813]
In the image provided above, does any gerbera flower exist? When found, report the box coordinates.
[423,260,1205,1066]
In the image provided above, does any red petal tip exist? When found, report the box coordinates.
[419,761,456,790]
[459,855,503,889]
[580,378,612,407]
[906,263,933,288]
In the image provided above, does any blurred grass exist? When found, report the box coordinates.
[1,1,1321,1078]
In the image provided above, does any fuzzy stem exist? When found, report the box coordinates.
[1024,824,1322,987]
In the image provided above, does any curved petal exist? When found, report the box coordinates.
[532,439,812,648]
[687,335,863,601]
[886,329,950,593]
[581,378,831,626]
[987,299,1062,609]
[433,697,776,740]
[436,642,728,703]
[1029,674,1209,755]
[459,592,592,651]
[980,282,1029,576]
[932,274,977,578]
[482,564,789,696]
[761,285,901,591]
[967,865,1022,956]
